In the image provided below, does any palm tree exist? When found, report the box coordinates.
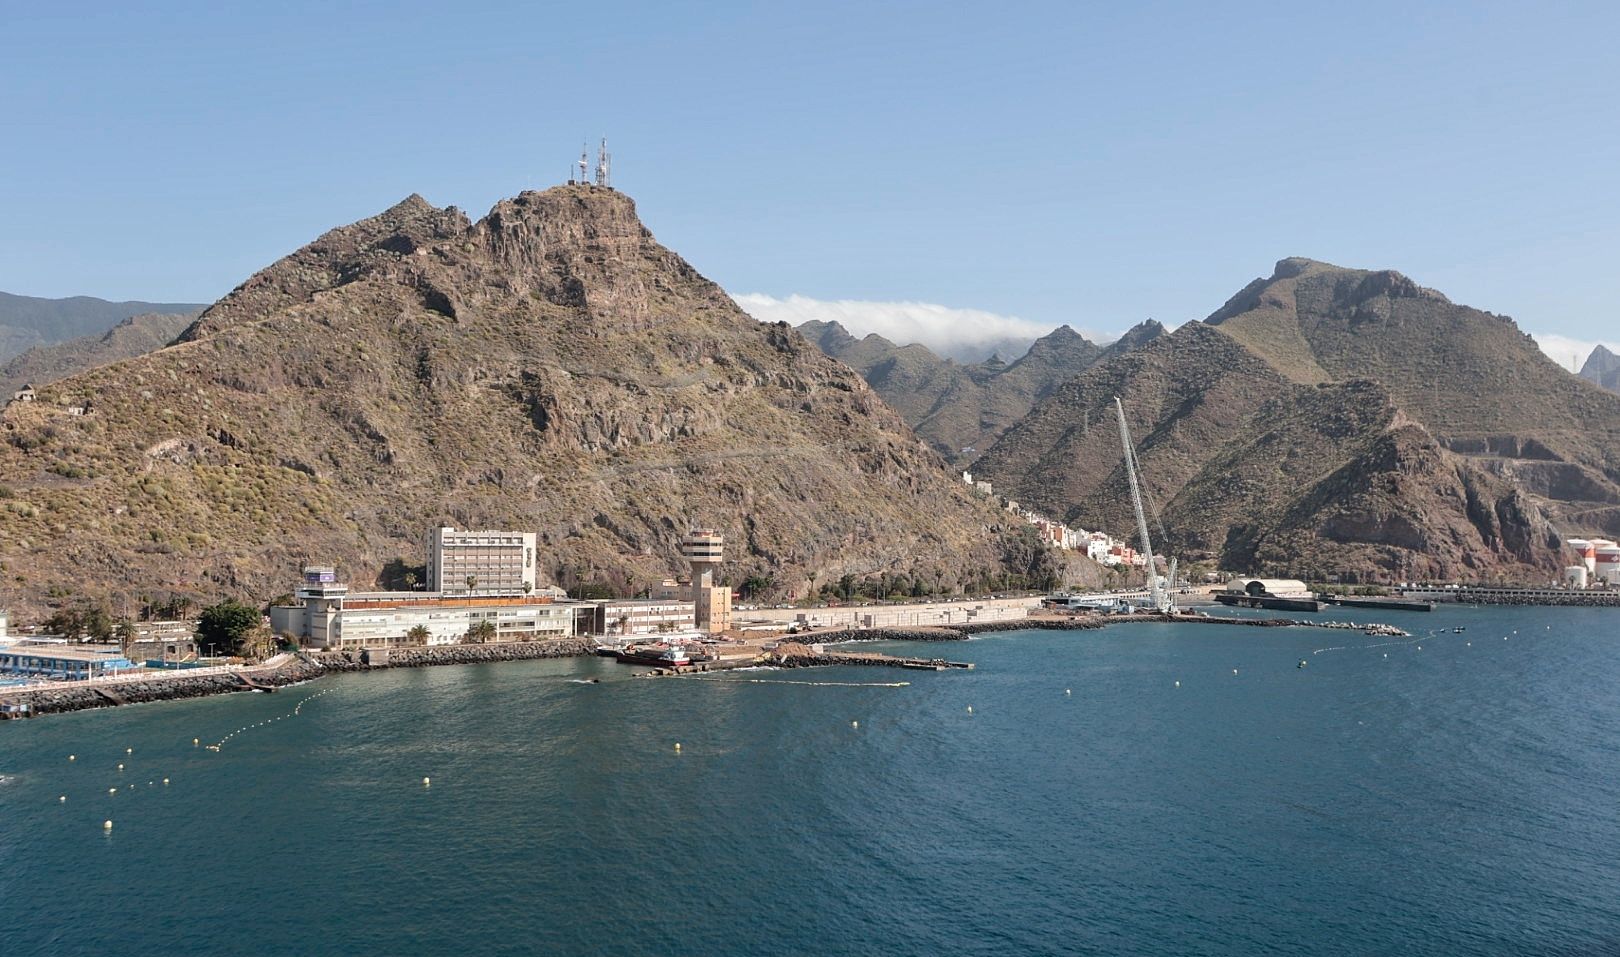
[404,571,418,591]
[464,619,497,644]
[404,624,431,646]
[465,574,478,593]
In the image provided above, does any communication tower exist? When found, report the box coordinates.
[595,138,612,188]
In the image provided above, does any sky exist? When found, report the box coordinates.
[3,0,1618,365]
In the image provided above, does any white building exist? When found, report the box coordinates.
[426,526,538,595]
[271,567,581,649]
[592,598,697,636]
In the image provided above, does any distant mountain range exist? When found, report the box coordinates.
[799,318,1165,463]
[973,258,1620,580]
[0,291,201,365]
[1581,344,1620,394]
[0,311,197,396]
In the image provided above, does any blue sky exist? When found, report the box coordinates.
[3,0,1617,360]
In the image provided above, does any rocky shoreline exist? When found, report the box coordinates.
[0,639,595,720]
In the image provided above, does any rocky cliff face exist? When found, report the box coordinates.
[975,260,1600,580]
[0,186,1041,618]
[800,319,1162,463]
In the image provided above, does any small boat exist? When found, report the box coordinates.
[614,643,691,667]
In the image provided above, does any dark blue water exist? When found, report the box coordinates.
[4,605,1619,956]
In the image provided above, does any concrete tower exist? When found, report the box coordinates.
[681,529,731,634]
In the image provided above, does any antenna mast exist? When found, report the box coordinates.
[1115,396,1168,613]
[595,138,611,187]
[577,143,589,185]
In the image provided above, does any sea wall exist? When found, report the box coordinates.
[2,639,595,719]
[5,656,327,718]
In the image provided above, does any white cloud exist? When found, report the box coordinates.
[1529,331,1620,374]
[735,293,1109,362]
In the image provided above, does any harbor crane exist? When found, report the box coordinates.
[1114,396,1174,614]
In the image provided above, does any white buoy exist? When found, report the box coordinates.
[68,755,76,762]
[1383,653,1388,658]
[126,748,133,755]
[117,763,124,771]
[674,743,681,751]
[1174,680,1181,688]
[59,795,66,803]
[108,788,117,795]
[193,739,199,746]
[966,706,973,714]
[1417,646,1422,651]
[1232,669,1239,675]
[851,720,858,728]
[162,778,169,785]
[103,820,113,830]
[1065,689,1071,695]
[422,777,431,787]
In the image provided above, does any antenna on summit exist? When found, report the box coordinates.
[577,143,589,185]
[595,138,611,188]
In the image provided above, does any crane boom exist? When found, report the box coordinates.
[1115,397,1167,613]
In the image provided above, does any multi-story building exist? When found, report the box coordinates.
[426,526,538,595]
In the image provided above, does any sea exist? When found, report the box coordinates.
[2,604,1618,956]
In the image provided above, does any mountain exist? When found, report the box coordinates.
[0,291,202,364]
[0,311,197,395]
[974,258,1619,580]
[0,186,1058,619]
[1580,344,1620,393]
[800,319,1163,463]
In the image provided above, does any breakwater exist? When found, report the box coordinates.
[0,639,595,719]
[819,612,1406,642]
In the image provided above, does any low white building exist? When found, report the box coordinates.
[270,567,583,649]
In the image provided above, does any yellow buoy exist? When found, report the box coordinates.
[103,820,113,830]
[422,777,431,786]
[674,743,682,751]
[162,778,169,785]
[193,739,199,746]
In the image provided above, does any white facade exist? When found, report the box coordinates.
[426,526,538,595]
[272,589,582,649]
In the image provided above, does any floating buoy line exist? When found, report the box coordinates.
[207,687,335,751]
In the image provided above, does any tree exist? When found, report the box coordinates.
[44,603,114,643]
[465,574,478,593]
[464,619,496,644]
[196,600,263,657]
[116,619,137,656]
[403,572,418,591]
[739,575,776,600]
[405,624,432,646]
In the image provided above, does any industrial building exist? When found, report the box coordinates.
[1565,538,1620,587]
[0,639,136,680]
[426,526,538,595]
